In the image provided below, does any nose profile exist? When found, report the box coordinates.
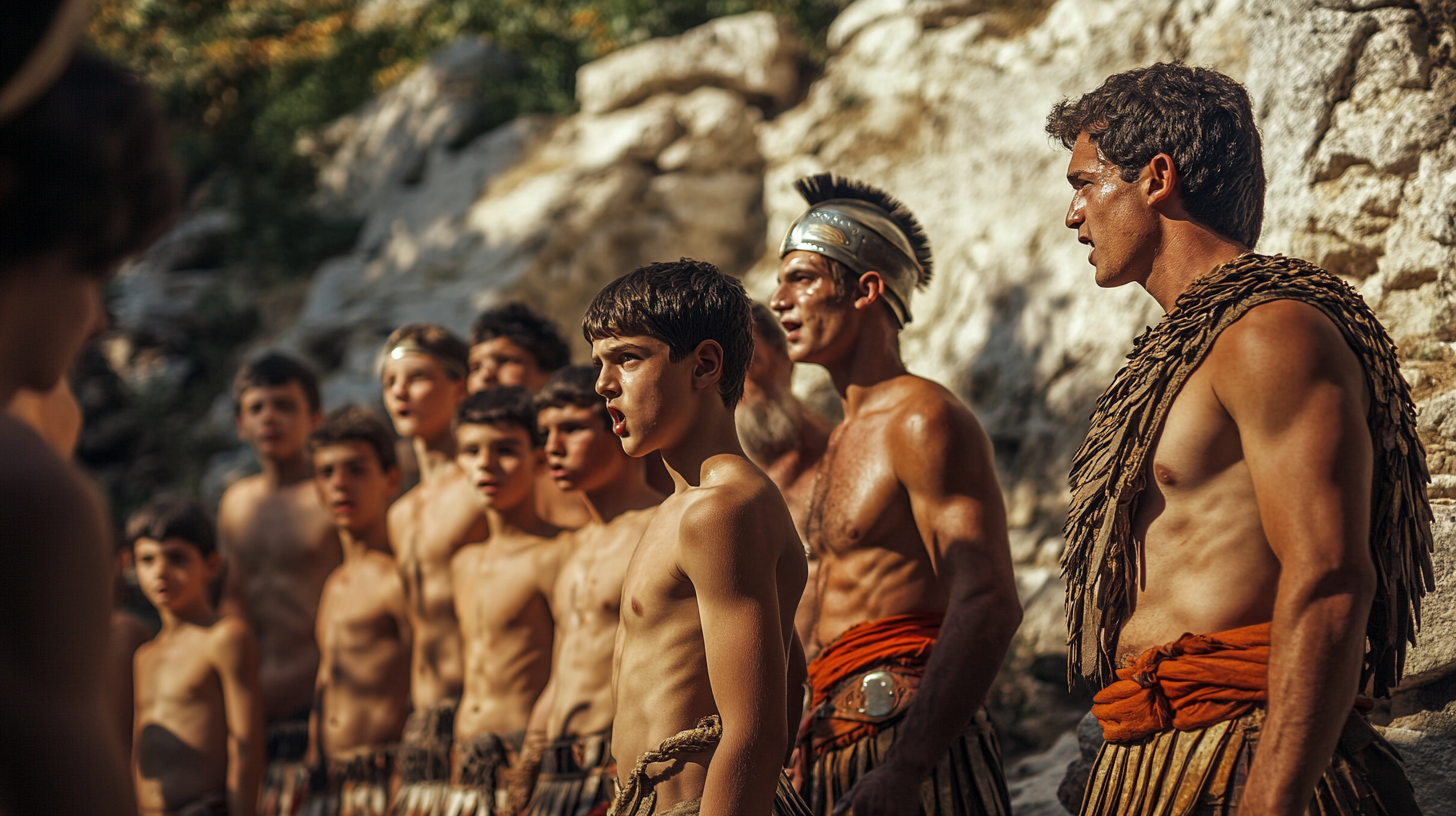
[1065,196,1084,230]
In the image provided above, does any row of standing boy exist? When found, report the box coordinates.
[117,302,749,816]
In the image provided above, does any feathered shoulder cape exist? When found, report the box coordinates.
[1062,253,1434,694]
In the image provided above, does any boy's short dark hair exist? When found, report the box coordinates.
[749,302,788,360]
[232,352,321,415]
[582,258,754,409]
[382,323,470,382]
[308,405,398,472]
[457,387,542,447]
[1045,62,1265,248]
[534,365,610,428]
[126,496,217,558]
[0,53,181,275]
[470,303,571,373]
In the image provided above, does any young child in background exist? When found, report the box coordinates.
[304,406,412,816]
[424,388,565,816]
[217,353,339,816]
[131,497,266,816]
[466,304,590,530]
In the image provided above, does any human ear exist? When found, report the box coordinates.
[691,339,725,393]
[1145,153,1180,208]
[853,271,886,312]
[204,551,223,581]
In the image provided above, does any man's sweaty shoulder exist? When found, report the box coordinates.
[1203,298,1369,416]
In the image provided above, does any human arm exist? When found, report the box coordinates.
[838,394,1022,816]
[684,487,793,816]
[1212,302,1375,816]
[785,631,807,768]
[215,619,266,816]
[216,488,249,620]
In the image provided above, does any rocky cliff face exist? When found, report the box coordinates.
[107,0,1455,809]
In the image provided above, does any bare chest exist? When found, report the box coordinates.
[455,549,547,636]
[394,488,483,589]
[807,420,907,557]
[323,576,400,652]
[233,494,336,574]
[136,639,220,713]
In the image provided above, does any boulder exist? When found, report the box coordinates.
[575,13,805,115]
[310,37,518,218]
[1402,502,1456,684]
[1006,730,1081,816]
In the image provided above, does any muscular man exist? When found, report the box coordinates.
[585,259,810,816]
[522,366,663,816]
[737,302,831,660]
[382,324,490,806]
[218,354,339,816]
[771,175,1020,816]
[1049,64,1429,816]
[0,20,180,816]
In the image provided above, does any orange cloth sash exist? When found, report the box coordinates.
[797,613,943,761]
[1092,622,1271,743]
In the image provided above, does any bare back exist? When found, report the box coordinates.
[807,376,978,645]
[546,507,657,739]
[220,475,339,719]
[133,618,252,811]
[612,457,805,810]
[387,465,488,709]
[452,531,563,741]
[0,418,132,816]
[315,552,412,755]
[1119,299,1372,661]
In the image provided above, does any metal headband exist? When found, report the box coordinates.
[778,200,923,326]
[385,339,467,380]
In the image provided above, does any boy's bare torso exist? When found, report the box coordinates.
[133,618,239,811]
[387,466,488,709]
[452,529,562,740]
[1117,300,1370,662]
[546,506,658,739]
[612,460,804,809]
[220,476,339,719]
[316,551,411,755]
[806,377,954,646]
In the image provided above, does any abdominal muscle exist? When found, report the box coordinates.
[1116,381,1282,664]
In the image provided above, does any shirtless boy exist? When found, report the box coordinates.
[468,303,591,530]
[0,33,180,816]
[584,259,809,816]
[381,324,489,804]
[416,387,566,816]
[305,406,412,816]
[737,303,830,661]
[218,353,339,815]
[467,303,572,394]
[771,175,1020,816]
[1049,63,1427,816]
[130,497,266,816]
[522,366,663,816]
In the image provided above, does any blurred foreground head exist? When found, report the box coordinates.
[0,48,181,398]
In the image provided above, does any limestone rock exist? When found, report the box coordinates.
[310,37,518,218]
[1403,503,1456,684]
[1375,727,1456,815]
[576,13,805,115]
[1006,730,1081,816]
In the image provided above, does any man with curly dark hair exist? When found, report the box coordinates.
[1049,63,1429,816]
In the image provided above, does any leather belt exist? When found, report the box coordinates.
[812,665,920,724]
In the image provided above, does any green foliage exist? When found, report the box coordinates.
[89,0,847,279]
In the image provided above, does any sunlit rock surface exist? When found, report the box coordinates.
[117,0,1454,788]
